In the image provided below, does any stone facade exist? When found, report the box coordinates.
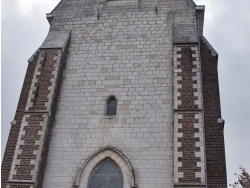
[2,0,227,187]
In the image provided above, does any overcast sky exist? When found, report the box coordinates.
[1,0,250,185]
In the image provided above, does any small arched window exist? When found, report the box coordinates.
[106,96,117,116]
[88,159,123,188]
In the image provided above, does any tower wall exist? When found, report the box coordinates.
[44,1,180,187]
[2,0,227,188]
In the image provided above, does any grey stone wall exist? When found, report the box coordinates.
[42,0,197,187]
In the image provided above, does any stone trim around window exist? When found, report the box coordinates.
[73,146,137,188]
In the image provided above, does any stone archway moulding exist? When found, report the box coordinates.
[72,146,137,188]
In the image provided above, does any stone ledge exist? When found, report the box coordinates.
[175,183,206,187]
[40,31,71,51]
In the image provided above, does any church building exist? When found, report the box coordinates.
[2,0,227,187]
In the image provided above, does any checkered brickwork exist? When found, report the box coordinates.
[173,45,205,186]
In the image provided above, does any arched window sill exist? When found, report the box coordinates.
[103,115,117,119]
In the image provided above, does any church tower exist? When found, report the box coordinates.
[2,0,227,187]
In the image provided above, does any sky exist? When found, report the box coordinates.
[1,0,250,185]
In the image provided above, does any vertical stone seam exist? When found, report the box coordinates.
[8,115,29,180]
[25,54,43,111]
[197,33,208,187]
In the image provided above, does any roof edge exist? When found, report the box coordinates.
[50,0,64,14]
[196,5,205,35]
[188,0,196,6]
[201,35,218,57]
[46,0,65,24]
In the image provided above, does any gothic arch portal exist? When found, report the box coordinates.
[73,146,137,188]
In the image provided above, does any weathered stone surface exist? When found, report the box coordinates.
[40,31,70,51]
[173,24,198,43]
[2,0,227,188]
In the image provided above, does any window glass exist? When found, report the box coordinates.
[106,97,117,116]
[88,159,123,188]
